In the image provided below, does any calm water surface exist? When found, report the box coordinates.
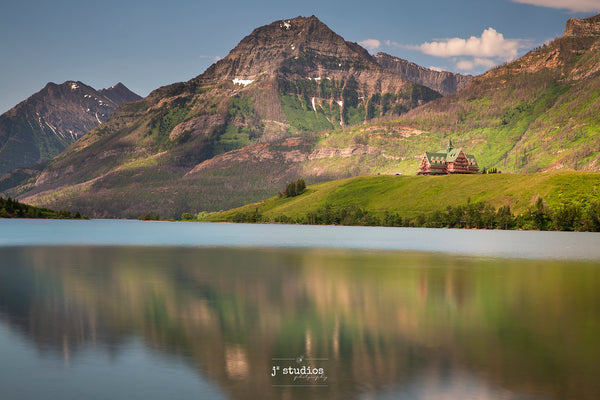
[0,220,599,400]
[1,219,600,259]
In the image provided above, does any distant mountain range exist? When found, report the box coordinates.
[0,81,140,175]
[2,14,599,219]
[375,53,473,96]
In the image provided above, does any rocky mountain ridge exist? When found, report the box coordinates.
[99,82,143,105]
[191,15,441,136]
[402,13,600,173]
[374,53,473,95]
[564,14,600,37]
[0,81,140,175]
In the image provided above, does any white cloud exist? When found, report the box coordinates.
[428,66,444,72]
[511,0,600,12]
[475,58,498,68]
[456,60,474,71]
[456,58,498,71]
[416,28,525,61]
[384,40,406,49]
[358,39,381,51]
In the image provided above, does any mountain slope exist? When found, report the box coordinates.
[4,16,441,218]
[375,53,474,95]
[0,81,141,175]
[399,14,600,173]
[193,15,441,136]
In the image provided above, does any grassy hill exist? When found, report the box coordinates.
[199,171,600,230]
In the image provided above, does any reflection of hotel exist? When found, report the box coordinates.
[225,345,249,380]
[418,140,479,175]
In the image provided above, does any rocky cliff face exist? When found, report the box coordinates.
[200,16,375,82]
[564,14,600,37]
[375,53,473,95]
[195,16,440,131]
[0,81,141,175]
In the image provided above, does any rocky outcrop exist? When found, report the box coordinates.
[185,137,311,175]
[308,145,379,160]
[375,53,473,95]
[564,14,600,37]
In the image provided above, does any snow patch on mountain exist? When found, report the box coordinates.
[232,78,254,86]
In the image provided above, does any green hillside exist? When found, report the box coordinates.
[399,25,600,173]
[0,196,86,219]
[198,171,600,230]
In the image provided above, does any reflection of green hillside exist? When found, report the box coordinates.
[0,246,599,399]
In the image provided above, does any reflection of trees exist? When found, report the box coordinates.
[0,246,599,399]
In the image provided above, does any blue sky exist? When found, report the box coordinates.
[1,0,599,113]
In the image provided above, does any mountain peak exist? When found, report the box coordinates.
[564,13,600,37]
[109,82,125,89]
[99,82,142,105]
[44,80,82,89]
[275,15,322,29]
[0,80,140,175]
[200,15,373,82]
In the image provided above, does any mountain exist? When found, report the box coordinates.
[375,53,473,95]
[2,16,441,218]
[98,82,143,105]
[9,14,599,219]
[398,13,600,173]
[192,15,441,137]
[0,81,141,175]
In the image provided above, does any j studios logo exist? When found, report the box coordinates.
[270,355,328,387]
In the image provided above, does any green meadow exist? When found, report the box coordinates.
[196,171,600,230]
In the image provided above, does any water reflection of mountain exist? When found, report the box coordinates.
[0,246,599,400]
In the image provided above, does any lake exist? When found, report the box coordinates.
[0,220,599,400]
